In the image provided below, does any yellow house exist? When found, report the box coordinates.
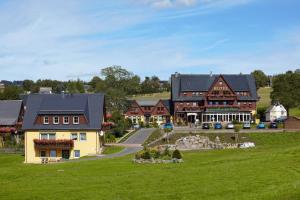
[22,93,105,164]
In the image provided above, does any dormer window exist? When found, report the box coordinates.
[73,116,79,124]
[53,116,59,125]
[63,116,69,124]
[43,117,49,125]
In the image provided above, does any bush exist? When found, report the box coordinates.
[163,146,171,157]
[234,125,240,133]
[172,149,182,159]
[141,151,151,159]
[105,133,116,143]
[150,148,160,159]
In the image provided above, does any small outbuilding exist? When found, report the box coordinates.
[265,103,287,122]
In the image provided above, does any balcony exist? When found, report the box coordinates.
[34,139,74,149]
[207,95,236,100]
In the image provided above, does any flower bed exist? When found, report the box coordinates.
[133,147,183,164]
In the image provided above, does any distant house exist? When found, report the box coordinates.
[265,103,287,122]
[39,87,52,94]
[125,99,171,125]
[22,93,106,163]
[0,100,24,147]
[0,100,24,133]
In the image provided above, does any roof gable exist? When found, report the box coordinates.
[22,94,105,130]
[0,100,23,126]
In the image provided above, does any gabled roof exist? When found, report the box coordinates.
[22,93,105,131]
[171,74,258,101]
[0,100,23,126]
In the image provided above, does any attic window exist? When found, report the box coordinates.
[43,117,49,125]
[73,116,79,125]
[219,81,223,85]
[63,116,69,124]
[53,116,59,125]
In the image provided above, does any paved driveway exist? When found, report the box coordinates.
[68,128,155,162]
[122,128,156,144]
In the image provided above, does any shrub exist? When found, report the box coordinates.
[234,125,240,133]
[163,146,171,157]
[141,151,151,159]
[172,149,182,159]
[150,148,160,159]
[135,151,143,159]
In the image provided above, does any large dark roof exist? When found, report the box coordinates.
[22,93,105,131]
[171,74,258,101]
[0,100,23,126]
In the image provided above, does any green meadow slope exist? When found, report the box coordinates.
[1,132,300,200]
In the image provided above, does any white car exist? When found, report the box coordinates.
[226,123,235,129]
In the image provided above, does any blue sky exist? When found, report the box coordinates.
[0,0,300,81]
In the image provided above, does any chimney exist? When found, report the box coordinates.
[175,72,180,78]
[210,71,213,77]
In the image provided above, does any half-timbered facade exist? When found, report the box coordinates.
[125,99,171,125]
[171,73,258,124]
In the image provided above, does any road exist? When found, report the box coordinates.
[122,128,156,144]
[68,128,155,162]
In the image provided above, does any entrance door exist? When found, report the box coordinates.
[62,150,70,159]
[187,115,196,123]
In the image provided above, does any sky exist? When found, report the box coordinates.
[0,0,300,81]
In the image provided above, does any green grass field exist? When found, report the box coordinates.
[102,146,125,154]
[1,132,300,200]
[130,91,170,100]
[257,87,272,109]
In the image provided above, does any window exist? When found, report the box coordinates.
[50,150,56,157]
[53,116,59,124]
[73,116,79,124]
[74,150,80,158]
[40,133,56,140]
[48,133,56,140]
[40,133,48,140]
[63,116,69,124]
[71,133,78,140]
[40,150,46,157]
[193,102,197,106]
[43,117,49,124]
[80,133,87,141]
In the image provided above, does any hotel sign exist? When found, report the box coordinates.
[213,86,228,91]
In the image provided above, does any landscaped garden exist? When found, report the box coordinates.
[1,132,300,200]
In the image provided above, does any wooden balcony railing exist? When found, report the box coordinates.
[34,139,74,149]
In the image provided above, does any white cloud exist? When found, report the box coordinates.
[139,0,197,9]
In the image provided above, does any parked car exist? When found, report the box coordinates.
[226,123,234,129]
[257,122,266,129]
[133,124,140,129]
[269,122,278,129]
[202,123,210,129]
[243,121,251,129]
[214,122,222,129]
[163,123,173,130]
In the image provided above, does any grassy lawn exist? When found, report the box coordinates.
[102,146,125,155]
[290,107,300,118]
[130,91,170,100]
[143,128,163,146]
[1,132,300,200]
[257,87,272,109]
